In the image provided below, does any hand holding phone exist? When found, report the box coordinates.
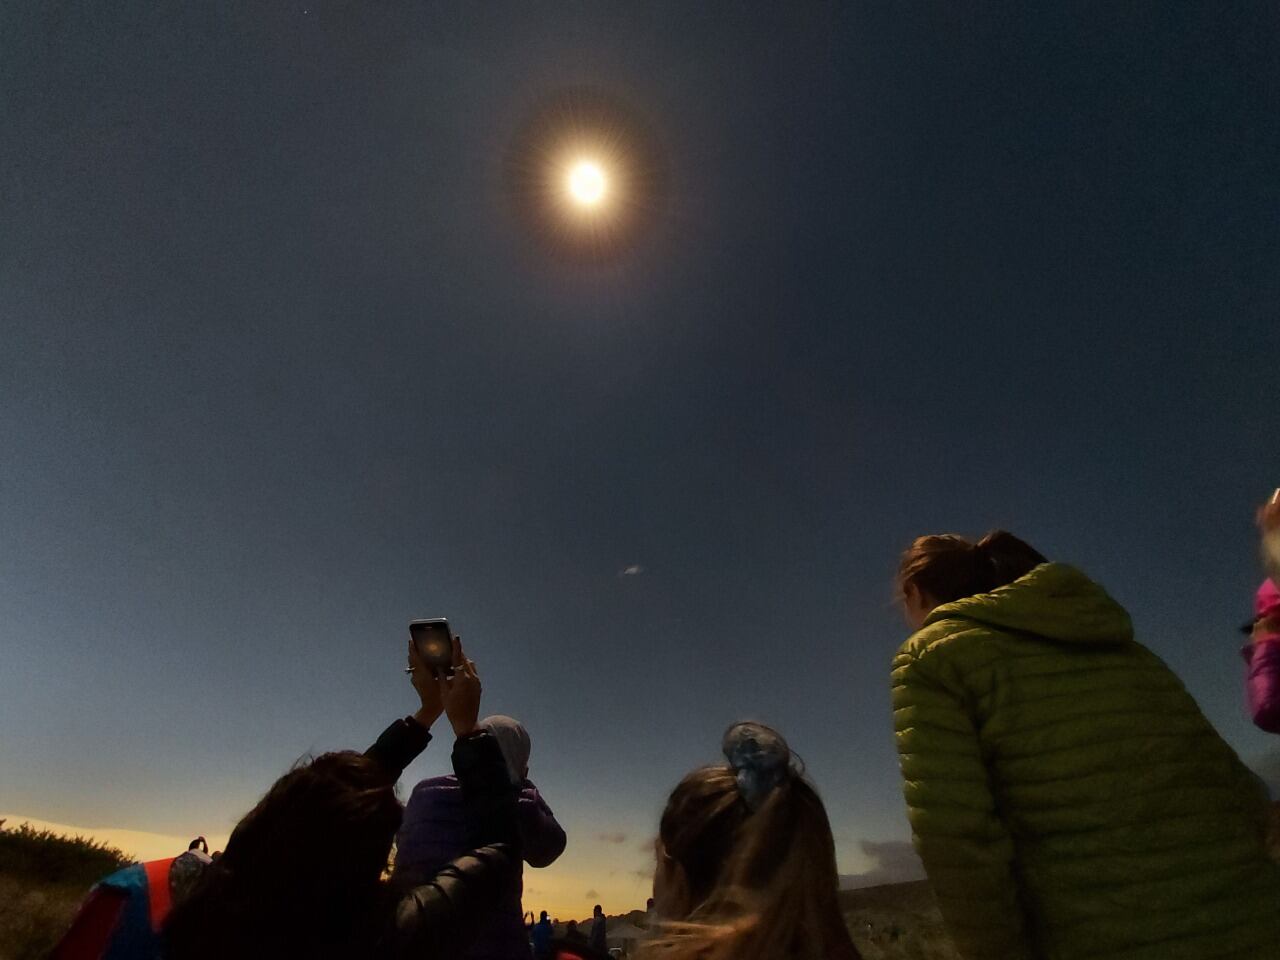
[438,637,482,738]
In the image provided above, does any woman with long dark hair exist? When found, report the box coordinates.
[892,531,1280,960]
[164,637,521,960]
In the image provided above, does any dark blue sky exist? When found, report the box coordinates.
[2,2,1277,912]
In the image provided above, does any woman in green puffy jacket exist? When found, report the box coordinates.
[891,531,1280,960]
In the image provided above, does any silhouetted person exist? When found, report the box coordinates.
[893,530,1280,960]
[396,714,565,960]
[163,638,521,960]
[564,920,587,944]
[589,905,607,953]
[529,910,554,960]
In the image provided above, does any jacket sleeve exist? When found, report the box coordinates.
[387,731,522,958]
[892,647,1033,960]
[1244,638,1280,733]
[364,717,433,785]
[518,786,568,868]
[387,844,520,960]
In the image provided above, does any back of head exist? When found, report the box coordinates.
[164,750,402,960]
[646,725,857,960]
[898,529,1047,607]
[476,715,531,784]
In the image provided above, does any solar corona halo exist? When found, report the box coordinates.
[505,88,668,261]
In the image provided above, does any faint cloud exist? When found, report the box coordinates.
[839,839,926,890]
[637,836,656,854]
[597,831,628,844]
[585,888,599,899]
[619,564,644,577]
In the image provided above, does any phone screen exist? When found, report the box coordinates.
[410,620,453,669]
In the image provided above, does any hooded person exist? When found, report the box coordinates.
[892,531,1280,960]
[395,715,567,960]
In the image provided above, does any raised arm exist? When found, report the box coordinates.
[362,638,449,781]
[386,643,523,959]
[892,646,1033,960]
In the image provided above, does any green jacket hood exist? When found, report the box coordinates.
[923,562,1133,645]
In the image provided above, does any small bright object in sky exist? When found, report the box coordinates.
[567,160,606,206]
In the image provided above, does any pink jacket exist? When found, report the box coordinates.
[1243,579,1280,732]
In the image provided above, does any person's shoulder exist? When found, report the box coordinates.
[893,619,988,669]
[405,774,462,806]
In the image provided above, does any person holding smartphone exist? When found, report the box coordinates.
[163,636,522,960]
[1244,491,1280,732]
[396,624,566,960]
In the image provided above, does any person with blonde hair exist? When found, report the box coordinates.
[641,722,860,960]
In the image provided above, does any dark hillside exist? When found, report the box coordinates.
[840,880,960,959]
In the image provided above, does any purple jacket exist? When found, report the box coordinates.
[1243,579,1280,732]
[395,775,567,960]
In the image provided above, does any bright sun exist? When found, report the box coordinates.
[567,160,607,206]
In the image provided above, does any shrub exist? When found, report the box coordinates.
[0,821,135,960]
[0,822,132,889]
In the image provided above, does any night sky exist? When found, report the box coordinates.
[2,2,1278,916]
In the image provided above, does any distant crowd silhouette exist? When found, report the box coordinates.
[50,495,1280,960]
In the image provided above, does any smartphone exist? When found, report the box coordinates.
[409,618,454,676]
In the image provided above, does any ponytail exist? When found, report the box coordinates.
[898,529,1047,606]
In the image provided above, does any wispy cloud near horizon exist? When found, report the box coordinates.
[838,839,927,890]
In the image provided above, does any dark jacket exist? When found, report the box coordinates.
[164,718,521,960]
[395,773,566,959]
[370,719,523,960]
